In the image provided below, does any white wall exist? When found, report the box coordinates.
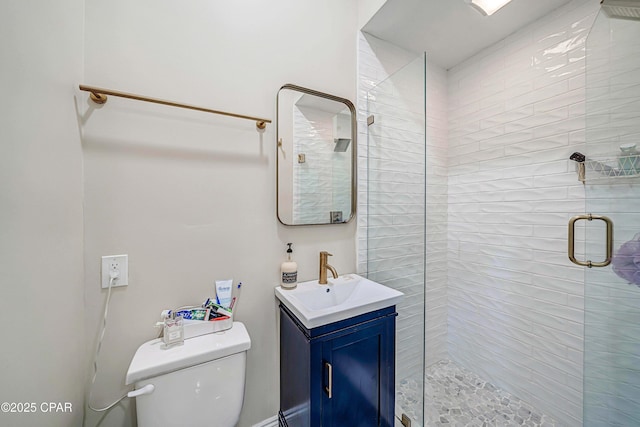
[358,0,388,30]
[81,1,358,426]
[447,1,600,425]
[0,1,85,426]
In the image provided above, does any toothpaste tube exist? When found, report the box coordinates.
[203,300,233,319]
[215,279,233,308]
[209,312,231,321]
[170,308,210,321]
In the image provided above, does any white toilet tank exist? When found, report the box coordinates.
[126,322,251,427]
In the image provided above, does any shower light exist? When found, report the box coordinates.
[468,0,513,16]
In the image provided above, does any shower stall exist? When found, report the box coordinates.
[362,3,640,426]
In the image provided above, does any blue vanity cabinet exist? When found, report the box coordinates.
[279,304,396,427]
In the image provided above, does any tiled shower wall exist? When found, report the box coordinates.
[424,56,449,368]
[357,33,450,378]
[447,1,599,426]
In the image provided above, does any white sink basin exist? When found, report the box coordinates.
[275,274,403,329]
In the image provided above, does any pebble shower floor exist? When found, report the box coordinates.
[397,360,559,427]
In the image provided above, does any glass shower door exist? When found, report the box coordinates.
[583,186,640,426]
[583,9,640,426]
[366,54,426,427]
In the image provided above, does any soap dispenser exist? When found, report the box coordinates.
[281,243,298,289]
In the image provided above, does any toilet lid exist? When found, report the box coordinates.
[125,321,250,385]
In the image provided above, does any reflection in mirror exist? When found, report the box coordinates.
[277,84,356,225]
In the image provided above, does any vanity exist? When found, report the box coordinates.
[275,274,403,427]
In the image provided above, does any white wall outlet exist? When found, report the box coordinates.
[101,254,129,289]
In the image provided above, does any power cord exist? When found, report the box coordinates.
[85,270,131,415]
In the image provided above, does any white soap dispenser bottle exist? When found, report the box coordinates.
[281,243,298,289]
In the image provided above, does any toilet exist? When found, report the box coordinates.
[126,322,251,427]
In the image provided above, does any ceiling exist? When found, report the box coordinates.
[363,0,576,69]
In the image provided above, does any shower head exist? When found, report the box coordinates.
[334,138,351,152]
[570,152,586,163]
[601,0,640,20]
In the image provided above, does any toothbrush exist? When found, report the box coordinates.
[230,282,242,311]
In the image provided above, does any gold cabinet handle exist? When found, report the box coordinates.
[324,361,332,399]
[568,214,613,268]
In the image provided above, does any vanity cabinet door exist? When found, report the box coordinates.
[321,317,395,427]
[279,304,396,427]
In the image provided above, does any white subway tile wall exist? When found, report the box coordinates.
[447,2,599,426]
[425,61,450,367]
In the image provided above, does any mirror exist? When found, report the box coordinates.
[277,84,356,225]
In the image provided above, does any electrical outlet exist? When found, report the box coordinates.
[101,254,129,289]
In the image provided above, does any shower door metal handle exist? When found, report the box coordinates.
[568,214,613,268]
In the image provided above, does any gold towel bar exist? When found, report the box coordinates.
[79,84,271,130]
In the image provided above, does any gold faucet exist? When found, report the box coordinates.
[319,251,339,284]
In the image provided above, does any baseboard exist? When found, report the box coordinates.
[251,415,278,427]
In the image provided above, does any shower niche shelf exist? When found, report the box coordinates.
[580,156,640,181]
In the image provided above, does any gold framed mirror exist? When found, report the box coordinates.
[276,84,357,226]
